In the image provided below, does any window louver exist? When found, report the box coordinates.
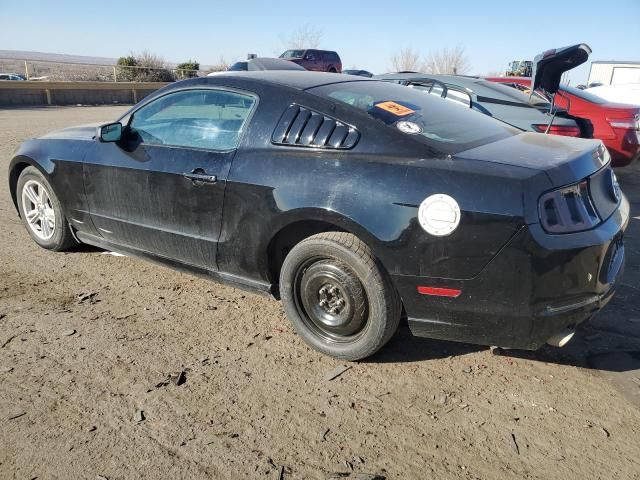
[272,105,359,149]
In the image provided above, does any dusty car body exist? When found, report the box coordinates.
[8,72,629,360]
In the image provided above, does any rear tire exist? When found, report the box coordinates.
[16,166,78,251]
[279,232,401,360]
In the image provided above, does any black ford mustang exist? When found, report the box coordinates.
[8,72,629,360]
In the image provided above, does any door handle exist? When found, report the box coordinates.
[183,169,217,184]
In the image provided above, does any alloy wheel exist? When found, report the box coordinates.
[21,179,56,240]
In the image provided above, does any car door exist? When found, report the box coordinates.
[83,87,257,270]
[304,50,321,71]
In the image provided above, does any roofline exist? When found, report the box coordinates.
[591,60,640,65]
[192,73,373,92]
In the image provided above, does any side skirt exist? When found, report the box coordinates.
[75,232,276,298]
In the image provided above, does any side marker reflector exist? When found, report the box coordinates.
[417,286,462,298]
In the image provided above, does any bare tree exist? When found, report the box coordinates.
[285,23,323,49]
[205,56,229,73]
[390,48,422,72]
[423,46,471,75]
[134,50,168,70]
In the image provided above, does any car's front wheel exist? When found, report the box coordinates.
[280,232,401,360]
[16,166,78,251]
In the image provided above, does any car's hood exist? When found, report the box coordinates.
[39,123,100,141]
[455,132,606,186]
[531,43,591,94]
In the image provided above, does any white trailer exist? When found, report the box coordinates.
[588,61,640,86]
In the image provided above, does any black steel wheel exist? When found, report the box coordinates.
[294,258,368,342]
[280,232,401,360]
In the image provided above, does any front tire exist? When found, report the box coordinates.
[279,232,401,360]
[16,166,78,251]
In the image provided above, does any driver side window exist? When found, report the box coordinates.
[129,89,256,151]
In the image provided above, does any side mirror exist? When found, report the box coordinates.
[98,122,122,142]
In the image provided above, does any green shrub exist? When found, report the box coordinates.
[116,55,138,82]
[176,60,200,79]
[115,52,176,82]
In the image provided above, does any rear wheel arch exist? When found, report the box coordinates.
[266,212,386,289]
[267,219,346,288]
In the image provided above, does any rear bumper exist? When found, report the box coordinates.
[394,195,630,349]
[608,130,640,167]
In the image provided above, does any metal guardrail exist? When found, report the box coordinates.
[0,58,207,82]
[0,80,169,106]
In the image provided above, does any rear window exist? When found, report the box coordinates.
[476,81,551,108]
[324,52,340,62]
[307,81,518,154]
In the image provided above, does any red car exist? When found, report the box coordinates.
[486,76,640,167]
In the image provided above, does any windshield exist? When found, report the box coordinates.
[228,62,248,71]
[307,81,518,154]
[280,50,305,59]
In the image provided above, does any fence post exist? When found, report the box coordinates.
[24,61,30,80]
[113,66,117,83]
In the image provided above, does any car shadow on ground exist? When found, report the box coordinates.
[367,322,486,364]
[68,244,103,253]
[369,286,640,374]
[505,281,640,371]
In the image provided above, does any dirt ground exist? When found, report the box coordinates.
[1,106,640,480]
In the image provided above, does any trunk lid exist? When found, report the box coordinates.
[531,43,591,94]
[454,132,607,186]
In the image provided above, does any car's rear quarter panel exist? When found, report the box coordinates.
[215,81,529,285]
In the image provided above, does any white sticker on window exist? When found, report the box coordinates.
[397,121,422,134]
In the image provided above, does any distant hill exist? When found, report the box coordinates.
[0,50,118,66]
[0,50,216,70]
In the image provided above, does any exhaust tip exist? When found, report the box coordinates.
[547,329,576,348]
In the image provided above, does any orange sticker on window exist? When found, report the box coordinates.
[375,101,415,116]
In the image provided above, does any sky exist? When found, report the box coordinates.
[1,0,639,83]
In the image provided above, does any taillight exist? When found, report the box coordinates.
[608,115,640,130]
[533,124,582,137]
[538,180,600,234]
